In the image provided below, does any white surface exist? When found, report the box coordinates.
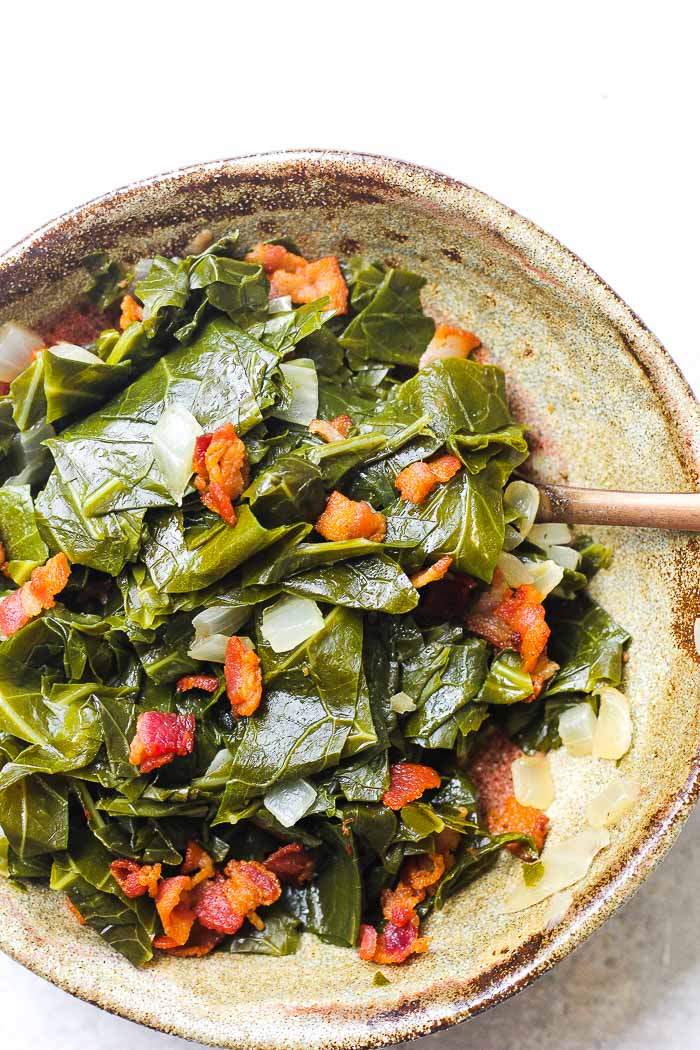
[1,3,699,1048]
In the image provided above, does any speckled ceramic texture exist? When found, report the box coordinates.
[0,151,699,1050]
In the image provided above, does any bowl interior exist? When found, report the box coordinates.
[1,152,699,1050]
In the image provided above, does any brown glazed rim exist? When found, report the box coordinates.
[1,150,700,1048]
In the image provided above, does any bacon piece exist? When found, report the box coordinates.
[488,795,549,853]
[118,294,143,330]
[224,636,262,717]
[159,922,225,957]
[128,711,196,774]
[0,382,10,396]
[468,730,523,817]
[223,860,281,912]
[315,490,386,543]
[66,898,86,925]
[382,762,441,811]
[193,874,246,935]
[418,323,481,370]
[154,875,196,948]
[410,555,453,590]
[0,553,71,638]
[42,306,111,347]
[359,917,429,965]
[181,841,215,886]
[175,674,219,693]
[419,573,478,622]
[246,243,348,315]
[428,454,462,483]
[494,584,550,672]
[192,422,249,527]
[465,569,519,650]
[525,654,560,703]
[308,414,352,443]
[264,843,316,886]
[110,859,162,899]
[358,923,378,961]
[395,454,462,504]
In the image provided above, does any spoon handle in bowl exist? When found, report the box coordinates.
[534,483,700,531]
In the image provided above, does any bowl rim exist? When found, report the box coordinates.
[1,148,699,1050]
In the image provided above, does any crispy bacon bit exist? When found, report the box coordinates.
[181,841,215,886]
[224,636,262,717]
[224,859,281,911]
[160,923,225,957]
[465,569,520,650]
[128,711,195,774]
[525,654,560,703]
[0,382,10,396]
[359,917,429,965]
[315,490,386,543]
[154,875,196,948]
[419,573,478,623]
[358,923,378,961]
[395,454,462,504]
[468,730,523,817]
[410,556,453,590]
[308,413,352,443]
[175,674,219,693]
[193,874,246,935]
[119,294,143,330]
[488,795,549,853]
[418,323,481,370]
[382,763,441,811]
[494,584,550,672]
[192,422,249,527]
[0,552,71,638]
[66,898,86,925]
[264,843,316,886]
[42,306,111,347]
[246,243,348,315]
[110,859,162,899]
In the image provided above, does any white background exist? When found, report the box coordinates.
[1,3,699,1048]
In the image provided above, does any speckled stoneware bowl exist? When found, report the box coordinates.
[1,150,699,1049]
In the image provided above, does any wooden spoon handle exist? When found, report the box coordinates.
[534,483,700,531]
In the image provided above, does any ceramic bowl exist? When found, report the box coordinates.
[1,150,699,1050]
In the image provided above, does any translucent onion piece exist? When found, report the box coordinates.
[187,633,231,663]
[522,558,565,598]
[503,827,610,913]
[47,343,102,364]
[268,295,293,314]
[389,691,417,714]
[586,777,640,828]
[558,704,597,757]
[192,604,250,639]
[497,551,535,588]
[152,404,203,504]
[694,616,700,656]
[237,636,255,651]
[261,596,324,653]
[274,360,319,425]
[593,686,632,760]
[527,523,573,548]
[0,321,45,382]
[546,544,581,571]
[544,889,574,930]
[512,754,555,810]
[264,778,317,828]
[503,480,539,546]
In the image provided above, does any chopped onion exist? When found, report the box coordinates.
[586,777,640,828]
[527,523,573,548]
[544,889,574,930]
[151,404,203,504]
[261,596,324,653]
[512,754,554,810]
[192,604,250,638]
[264,778,316,827]
[187,633,231,662]
[559,703,597,757]
[268,295,293,314]
[503,827,610,913]
[502,480,539,547]
[522,558,565,597]
[46,343,102,365]
[274,360,318,425]
[390,691,417,714]
[0,321,45,382]
[593,687,632,760]
[694,616,700,656]
[546,544,581,571]
[497,551,535,587]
